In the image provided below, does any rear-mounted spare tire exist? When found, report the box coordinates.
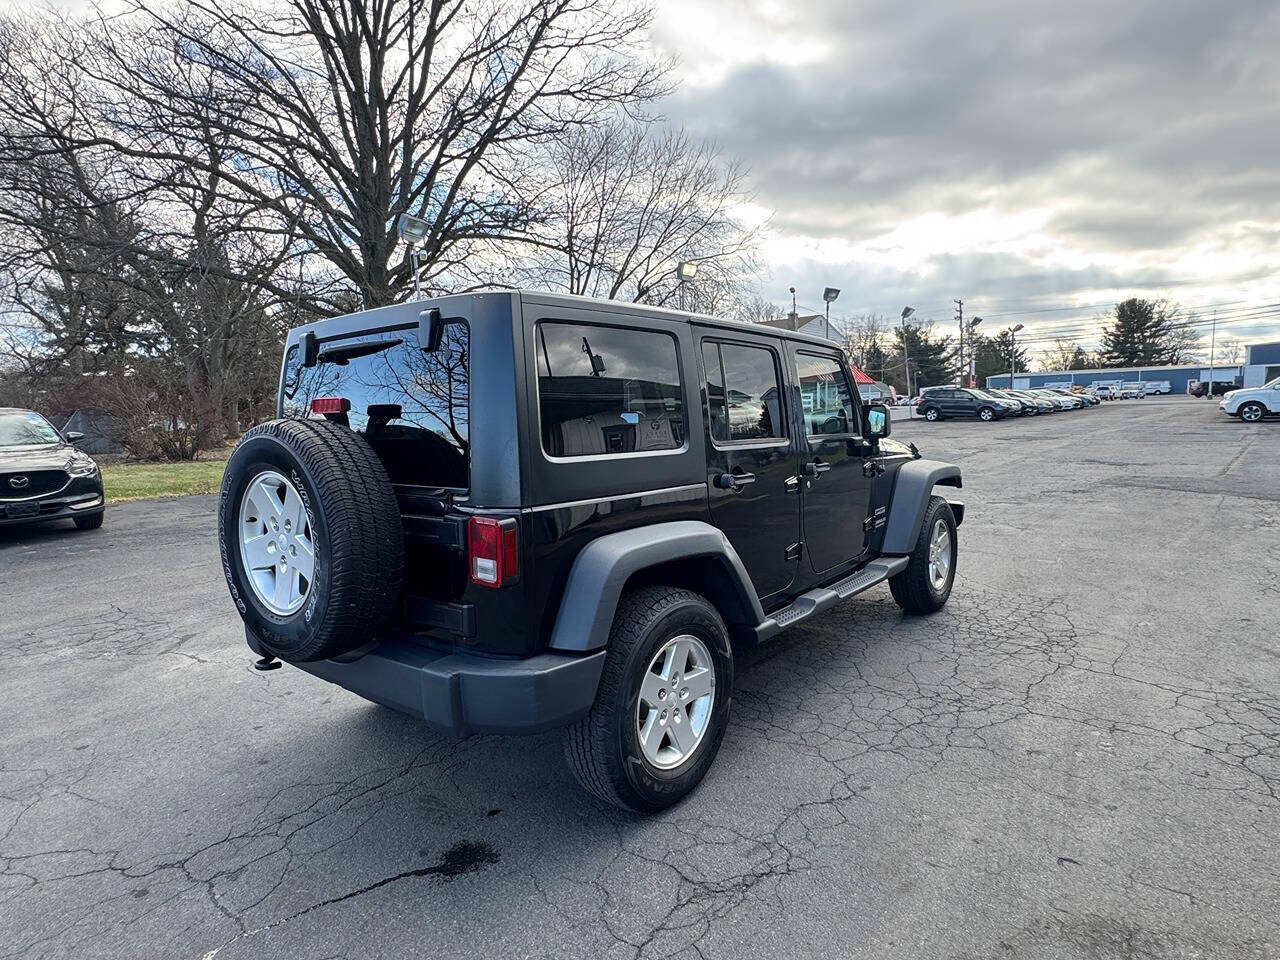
[218,418,404,663]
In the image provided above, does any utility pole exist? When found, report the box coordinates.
[954,299,964,386]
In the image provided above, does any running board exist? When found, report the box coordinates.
[755,557,909,643]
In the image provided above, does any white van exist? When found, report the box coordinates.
[1143,380,1172,395]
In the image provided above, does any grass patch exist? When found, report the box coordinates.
[101,459,227,503]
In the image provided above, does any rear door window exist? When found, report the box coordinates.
[536,321,685,458]
[284,322,469,490]
[702,341,785,443]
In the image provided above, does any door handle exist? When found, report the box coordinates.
[802,460,831,478]
[714,471,757,492]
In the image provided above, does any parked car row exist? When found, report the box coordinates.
[915,387,1099,422]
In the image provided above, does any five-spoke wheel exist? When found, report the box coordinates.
[927,518,952,593]
[565,586,733,812]
[636,634,716,770]
[239,470,316,615]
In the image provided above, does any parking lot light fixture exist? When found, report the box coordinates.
[900,307,915,405]
[961,316,983,387]
[1008,323,1025,388]
[397,213,432,300]
[823,287,841,339]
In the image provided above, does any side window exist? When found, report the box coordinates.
[794,352,858,436]
[536,321,685,458]
[702,341,785,443]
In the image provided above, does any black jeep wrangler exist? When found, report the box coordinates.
[218,291,963,812]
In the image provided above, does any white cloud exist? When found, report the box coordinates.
[652,0,1280,348]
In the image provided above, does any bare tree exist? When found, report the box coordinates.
[840,313,890,369]
[731,293,782,325]
[1040,338,1082,371]
[520,118,758,308]
[0,0,669,311]
[1219,338,1243,365]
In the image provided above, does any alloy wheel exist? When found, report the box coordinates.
[636,634,716,770]
[928,519,952,592]
[238,470,316,615]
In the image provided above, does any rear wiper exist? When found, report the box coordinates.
[317,338,403,366]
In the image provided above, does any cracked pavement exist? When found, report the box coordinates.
[1,398,1277,959]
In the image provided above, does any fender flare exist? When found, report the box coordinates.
[881,459,963,555]
[547,520,764,652]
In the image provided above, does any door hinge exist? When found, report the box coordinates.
[785,541,803,561]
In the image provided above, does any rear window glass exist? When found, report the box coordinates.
[284,322,469,490]
[536,321,685,458]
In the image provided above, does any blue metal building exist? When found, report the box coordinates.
[986,339,1280,393]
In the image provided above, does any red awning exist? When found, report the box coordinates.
[847,362,875,385]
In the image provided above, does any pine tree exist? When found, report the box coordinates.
[892,322,955,392]
[970,331,1029,385]
[1099,298,1191,365]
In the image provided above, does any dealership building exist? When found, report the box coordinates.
[986,339,1280,393]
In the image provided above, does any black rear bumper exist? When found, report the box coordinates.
[247,628,605,737]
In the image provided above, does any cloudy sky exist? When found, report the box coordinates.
[650,0,1280,355]
[8,0,1280,357]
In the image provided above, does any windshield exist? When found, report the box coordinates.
[1265,376,1280,389]
[0,411,62,448]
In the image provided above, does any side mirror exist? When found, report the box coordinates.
[65,431,84,443]
[866,403,891,440]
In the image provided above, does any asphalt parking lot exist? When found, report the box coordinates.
[2,398,1277,960]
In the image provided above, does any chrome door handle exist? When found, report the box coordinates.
[802,460,831,477]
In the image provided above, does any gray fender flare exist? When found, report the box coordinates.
[881,459,963,555]
[547,520,764,652]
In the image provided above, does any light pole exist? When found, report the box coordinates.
[1007,323,1024,389]
[823,287,841,341]
[675,260,698,311]
[900,306,915,404]
[962,316,983,387]
[397,213,431,300]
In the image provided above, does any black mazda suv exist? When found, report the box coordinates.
[0,408,105,530]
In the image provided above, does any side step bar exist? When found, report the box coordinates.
[755,557,909,643]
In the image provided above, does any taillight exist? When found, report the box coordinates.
[311,396,348,415]
[467,516,519,588]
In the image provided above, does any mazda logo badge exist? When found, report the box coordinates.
[9,475,29,489]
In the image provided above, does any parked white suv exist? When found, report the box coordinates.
[1219,376,1280,423]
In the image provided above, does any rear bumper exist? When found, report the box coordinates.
[248,628,605,737]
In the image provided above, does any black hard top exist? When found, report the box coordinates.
[290,289,842,351]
